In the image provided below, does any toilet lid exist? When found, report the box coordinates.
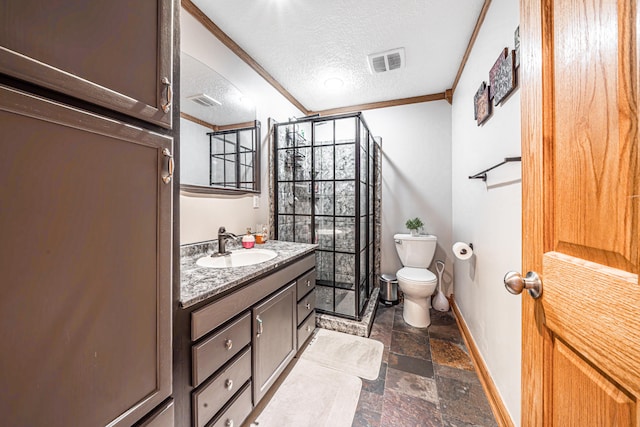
[397,267,436,283]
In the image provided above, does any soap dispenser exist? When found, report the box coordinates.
[242,228,255,249]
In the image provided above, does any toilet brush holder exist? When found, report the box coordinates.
[432,260,450,312]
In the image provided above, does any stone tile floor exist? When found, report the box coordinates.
[352,302,498,427]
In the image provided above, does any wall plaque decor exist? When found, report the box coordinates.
[474,81,491,125]
[514,26,520,68]
[489,48,508,100]
[493,50,516,105]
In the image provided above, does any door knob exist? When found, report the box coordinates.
[504,271,543,299]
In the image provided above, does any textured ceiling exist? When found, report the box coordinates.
[190,0,486,112]
[181,52,256,126]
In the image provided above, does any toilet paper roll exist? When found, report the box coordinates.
[453,242,473,260]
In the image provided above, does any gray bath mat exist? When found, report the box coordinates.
[253,358,361,427]
[301,328,384,381]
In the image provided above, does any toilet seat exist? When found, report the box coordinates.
[397,267,437,284]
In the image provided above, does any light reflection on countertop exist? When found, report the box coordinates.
[180,239,317,308]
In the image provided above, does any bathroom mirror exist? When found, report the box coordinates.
[180,52,260,194]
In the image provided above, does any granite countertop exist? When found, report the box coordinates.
[180,239,317,308]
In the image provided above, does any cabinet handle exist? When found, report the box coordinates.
[224,379,233,390]
[305,302,311,310]
[306,325,312,332]
[162,148,174,184]
[306,280,311,287]
[224,339,233,350]
[161,77,172,113]
[256,315,263,338]
[225,419,233,427]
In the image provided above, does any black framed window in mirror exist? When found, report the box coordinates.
[209,121,260,192]
[180,120,260,194]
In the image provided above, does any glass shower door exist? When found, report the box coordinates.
[274,113,375,320]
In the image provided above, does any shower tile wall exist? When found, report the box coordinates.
[374,140,382,279]
[278,137,357,279]
[273,115,379,319]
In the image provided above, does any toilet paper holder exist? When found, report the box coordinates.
[459,243,473,255]
[452,242,474,261]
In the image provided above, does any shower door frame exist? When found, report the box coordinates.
[272,112,377,321]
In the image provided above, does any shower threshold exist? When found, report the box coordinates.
[316,287,380,338]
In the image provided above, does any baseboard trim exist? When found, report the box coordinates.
[449,296,515,427]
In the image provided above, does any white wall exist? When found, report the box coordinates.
[180,10,303,244]
[180,118,211,187]
[364,102,453,293]
[451,0,522,423]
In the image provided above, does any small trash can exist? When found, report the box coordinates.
[379,273,399,305]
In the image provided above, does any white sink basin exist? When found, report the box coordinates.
[196,249,278,268]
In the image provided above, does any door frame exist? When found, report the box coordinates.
[520,0,548,424]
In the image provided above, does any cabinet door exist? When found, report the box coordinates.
[0,85,173,427]
[0,0,173,128]
[252,283,297,402]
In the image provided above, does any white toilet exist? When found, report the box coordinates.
[394,233,438,328]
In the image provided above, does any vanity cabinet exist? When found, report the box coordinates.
[176,253,316,427]
[0,0,174,128]
[252,283,297,402]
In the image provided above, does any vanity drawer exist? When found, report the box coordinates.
[296,268,316,299]
[297,311,316,350]
[192,313,251,387]
[192,348,252,427]
[191,254,316,341]
[210,381,253,427]
[297,289,316,325]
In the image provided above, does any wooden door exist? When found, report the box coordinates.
[0,85,173,426]
[520,0,639,425]
[0,0,173,128]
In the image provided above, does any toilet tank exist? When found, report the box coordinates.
[394,234,437,268]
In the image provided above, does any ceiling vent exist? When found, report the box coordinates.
[367,48,405,74]
[187,93,222,107]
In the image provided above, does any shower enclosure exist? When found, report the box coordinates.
[272,113,380,320]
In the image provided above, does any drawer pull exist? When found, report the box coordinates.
[225,419,234,427]
[161,77,172,113]
[256,315,263,338]
[162,148,174,184]
[305,302,311,310]
[224,339,233,350]
[306,325,312,332]
[306,279,311,287]
[225,379,233,391]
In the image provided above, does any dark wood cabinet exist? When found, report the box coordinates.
[252,283,297,402]
[174,254,316,427]
[0,0,174,128]
[0,1,175,425]
[0,85,173,426]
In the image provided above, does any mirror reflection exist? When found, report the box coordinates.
[180,52,259,193]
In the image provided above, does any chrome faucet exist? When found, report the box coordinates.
[215,226,238,256]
